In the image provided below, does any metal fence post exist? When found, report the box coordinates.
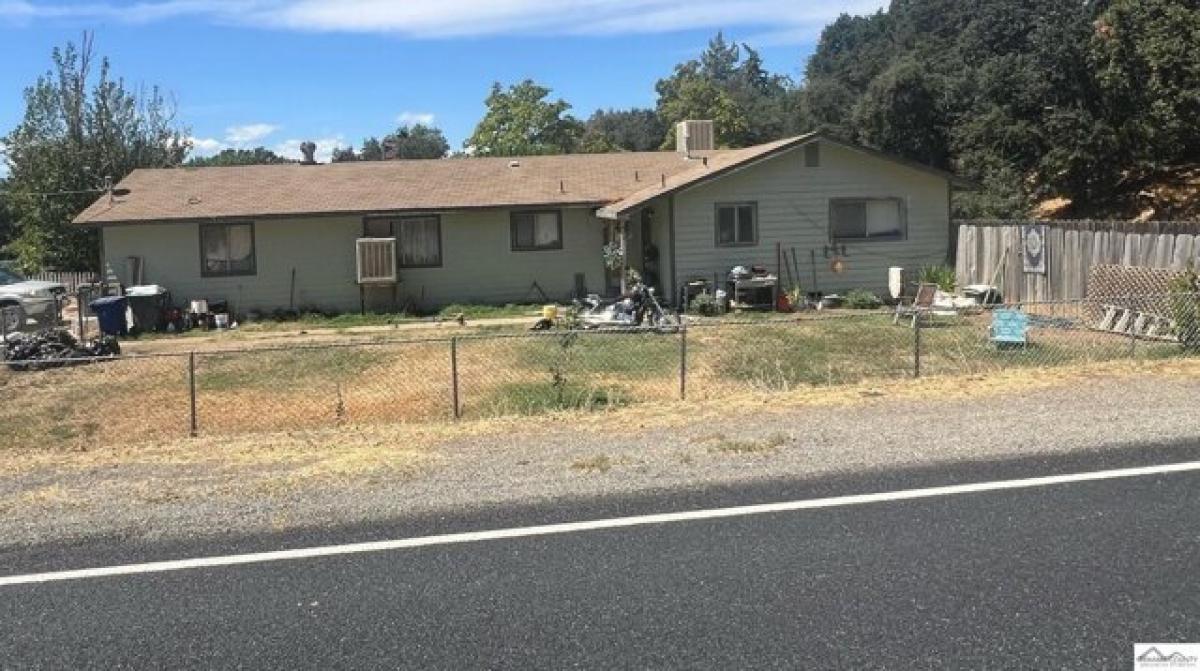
[76,287,86,340]
[679,322,688,400]
[188,351,198,437]
[0,307,9,360]
[1128,325,1138,361]
[913,314,922,379]
[450,336,460,419]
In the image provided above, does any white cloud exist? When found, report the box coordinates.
[225,123,280,144]
[396,112,436,127]
[187,136,226,157]
[274,135,348,164]
[186,123,281,158]
[1,0,888,44]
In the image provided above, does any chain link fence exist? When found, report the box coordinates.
[3,293,1197,450]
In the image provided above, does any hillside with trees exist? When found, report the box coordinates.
[803,0,1200,219]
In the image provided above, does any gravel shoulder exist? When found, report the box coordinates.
[2,361,1199,549]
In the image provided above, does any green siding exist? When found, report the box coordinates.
[672,141,951,296]
[101,207,605,313]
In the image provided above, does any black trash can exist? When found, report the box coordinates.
[89,296,129,336]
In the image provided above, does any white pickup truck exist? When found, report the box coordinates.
[0,267,66,332]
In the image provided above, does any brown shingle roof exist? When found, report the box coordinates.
[74,132,969,225]
[74,151,719,225]
[595,134,812,219]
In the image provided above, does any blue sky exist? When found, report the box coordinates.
[0,1,885,165]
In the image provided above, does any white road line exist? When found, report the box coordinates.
[3,460,1199,587]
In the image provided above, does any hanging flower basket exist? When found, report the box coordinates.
[602,241,625,270]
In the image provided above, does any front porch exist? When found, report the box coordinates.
[600,198,672,302]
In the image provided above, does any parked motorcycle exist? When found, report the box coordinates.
[575,284,677,330]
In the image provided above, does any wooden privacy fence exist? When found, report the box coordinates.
[955,219,1200,303]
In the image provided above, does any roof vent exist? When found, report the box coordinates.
[299,141,317,165]
[676,120,715,158]
[509,160,521,168]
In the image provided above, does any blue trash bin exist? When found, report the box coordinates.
[89,296,129,336]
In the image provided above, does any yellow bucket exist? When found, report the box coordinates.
[542,304,558,321]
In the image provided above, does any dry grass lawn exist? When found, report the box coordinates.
[1,357,1198,520]
[1,313,1194,454]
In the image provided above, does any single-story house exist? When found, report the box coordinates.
[75,122,971,314]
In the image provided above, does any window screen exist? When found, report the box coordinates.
[200,222,255,276]
[511,211,563,251]
[716,203,757,246]
[830,199,904,242]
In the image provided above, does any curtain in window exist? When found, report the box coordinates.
[398,217,440,266]
[227,225,254,272]
[865,200,901,237]
[202,226,228,272]
[202,223,255,274]
[533,212,559,247]
[513,212,561,249]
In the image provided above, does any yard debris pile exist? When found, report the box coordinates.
[4,329,121,370]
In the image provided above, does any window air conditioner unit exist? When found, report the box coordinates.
[356,237,397,284]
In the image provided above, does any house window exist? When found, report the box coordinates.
[363,216,442,267]
[511,210,563,251]
[396,216,442,267]
[715,203,757,246]
[830,198,906,242]
[200,222,255,277]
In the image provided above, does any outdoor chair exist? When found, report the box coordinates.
[893,283,938,328]
[990,308,1029,348]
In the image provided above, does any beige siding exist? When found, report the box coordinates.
[672,141,950,296]
[101,207,606,313]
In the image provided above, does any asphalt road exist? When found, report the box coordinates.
[2,452,1199,669]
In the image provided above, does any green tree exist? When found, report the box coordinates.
[382,124,449,159]
[358,137,384,161]
[185,147,291,167]
[344,124,449,161]
[0,177,13,252]
[580,109,666,153]
[655,33,794,147]
[852,58,950,168]
[466,80,583,156]
[1091,0,1200,169]
[801,0,1136,216]
[2,34,188,270]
